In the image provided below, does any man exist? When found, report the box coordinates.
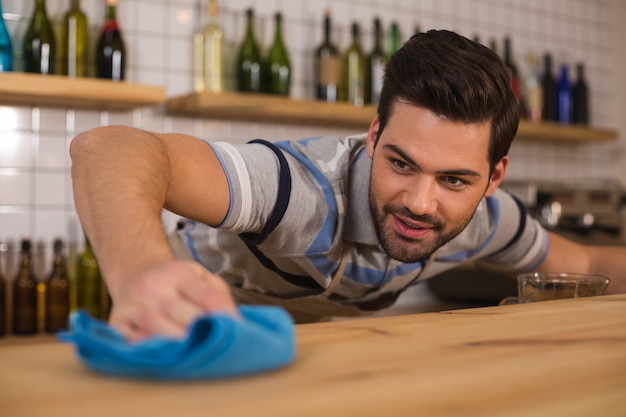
[70,30,625,342]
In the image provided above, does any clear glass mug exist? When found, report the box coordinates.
[499,272,610,305]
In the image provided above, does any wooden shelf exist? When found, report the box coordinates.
[0,72,166,111]
[167,91,618,142]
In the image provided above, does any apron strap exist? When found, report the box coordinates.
[322,242,352,297]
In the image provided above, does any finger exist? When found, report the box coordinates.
[179,263,240,318]
[109,303,187,342]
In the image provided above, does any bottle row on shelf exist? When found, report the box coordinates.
[0,0,126,80]
[0,237,109,338]
[0,0,591,127]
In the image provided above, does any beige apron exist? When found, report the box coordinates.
[168,231,429,323]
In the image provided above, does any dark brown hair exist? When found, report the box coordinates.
[377,30,520,174]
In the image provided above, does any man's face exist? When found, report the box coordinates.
[366,101,507,263]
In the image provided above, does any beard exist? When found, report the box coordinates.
[369,189,473,263]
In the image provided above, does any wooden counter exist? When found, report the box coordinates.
[1,294,625,417]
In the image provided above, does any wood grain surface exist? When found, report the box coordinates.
[1,294,625,417]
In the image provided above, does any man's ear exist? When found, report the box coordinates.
[484,156,509,197]
[366,116,380,158]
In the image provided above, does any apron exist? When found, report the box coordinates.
[168,230,434,323]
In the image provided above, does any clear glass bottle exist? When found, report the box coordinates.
[45,239,70,333]
[264,12,291,95]
[340,22,365,107]
[96,0,126,81]
[523,52,542,122]
[12,239,38,335]
[61,0,88,77]
[193,0,223,93]
[0,0,13,72]
[23,0,56,74]
[235,8,263,93]
[364,18,387,105]
[315,11,339,102]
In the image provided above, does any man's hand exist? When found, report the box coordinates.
[107,260,240,342]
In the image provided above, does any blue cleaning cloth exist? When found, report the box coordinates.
[59,305,296,380]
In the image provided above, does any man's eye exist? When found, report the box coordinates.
[442,176,466,187]
[391,159,409,170]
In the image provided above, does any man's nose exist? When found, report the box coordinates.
[402,176,438,216]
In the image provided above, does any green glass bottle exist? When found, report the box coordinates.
[96,0,126,81]
[76,237,102,319]
[12,239,38,335]
[44,239,70,333]
[23,0,56,74]
[388,22,400,59]
[315,11,339,102]
[235,8,263,93]
[192,0,223,93]
[61,0,88,77]
[339,22,365,107]
[364,18,387,105]
[263,12,291,95]
[0,0,14,72]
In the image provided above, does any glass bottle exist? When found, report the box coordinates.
[193,0,223,93]
[572,63,589,125]
[315,12,339,102]
[388,22,400,59]
[340,22,365,107]
[264,12,291,96]
[235,8,263,93]
[0,267,5,337]
[364,18,387,106]
[44,239,70,333]
[0,0,13,72]
[541,53,558,122]
[76,237,102,319]
[61,0,88,77]
[12,239,38,335]
[23,0,56,74]
[96,0,126,81]
[523,52,542,122]
[503,36,521,102]
[557,64,572,125]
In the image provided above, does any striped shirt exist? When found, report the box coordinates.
[177,134,549,309]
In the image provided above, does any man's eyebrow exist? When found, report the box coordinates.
[382,144,483,178]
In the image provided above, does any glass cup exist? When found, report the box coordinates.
[499,272,610,305]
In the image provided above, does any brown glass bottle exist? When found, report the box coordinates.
[0,268,6,337]
[45,239,70,333]
[12,239,38,335]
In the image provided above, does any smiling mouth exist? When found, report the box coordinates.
[392,215,437,239]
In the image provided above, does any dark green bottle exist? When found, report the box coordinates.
[339,22,365,107]
[235,8,263,93]
[61,0,88,77]
[76,237,102,319]
[364,18,387,105]
[23,0,56,74]
[263,12,290,95]
[96,0,126,81]
[388,22,400,59]
[45,239,70,333]
[12,239,38,335]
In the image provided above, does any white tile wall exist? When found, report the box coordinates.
[0,0,625,274]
